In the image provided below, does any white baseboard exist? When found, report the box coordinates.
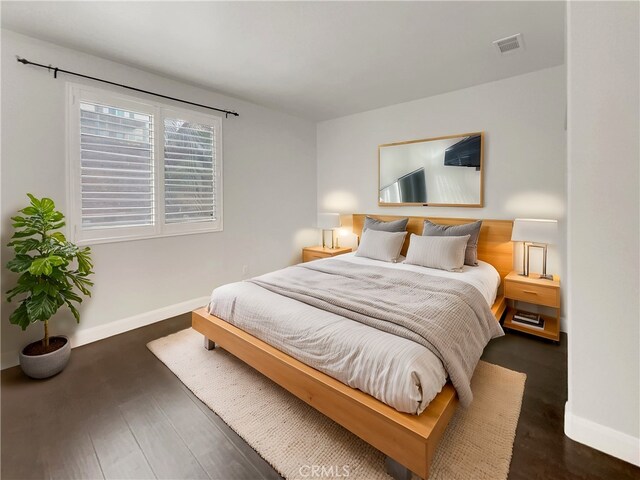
[565,402,640,466]
[1,296,209,370]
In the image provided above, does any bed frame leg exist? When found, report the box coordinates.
[204,336,216,350]
[384,456,415,480]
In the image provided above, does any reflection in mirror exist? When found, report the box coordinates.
[379,133,483,206]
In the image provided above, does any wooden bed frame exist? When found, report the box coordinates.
[192,215,513,479]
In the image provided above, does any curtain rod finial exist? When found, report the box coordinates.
[16,56,28,64]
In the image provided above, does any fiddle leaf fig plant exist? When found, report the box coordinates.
[6,194,94,347]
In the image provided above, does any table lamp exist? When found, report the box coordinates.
[317,213,341,248]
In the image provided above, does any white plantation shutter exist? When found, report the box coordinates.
[163,118,216,224]
[69,85,223,244]
[80,101,154,228]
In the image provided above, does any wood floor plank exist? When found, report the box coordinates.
[119,392,209,480]
[87,406,157,480]
[42,431,105,480]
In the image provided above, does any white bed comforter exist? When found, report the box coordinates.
[208,253,500,414]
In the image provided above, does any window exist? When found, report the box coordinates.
[68,85,222,244]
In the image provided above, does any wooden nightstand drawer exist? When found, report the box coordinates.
[303,251,329,262]
[505,282,559,308]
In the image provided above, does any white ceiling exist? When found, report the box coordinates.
[1,1,565,121]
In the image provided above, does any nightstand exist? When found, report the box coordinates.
[302,246,352,262]
[503,271,561,342]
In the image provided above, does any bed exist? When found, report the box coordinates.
[192,214,513,479]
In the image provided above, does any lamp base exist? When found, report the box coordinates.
[321,229,335,249]
[524,243,554,280]
[518,272,554,280]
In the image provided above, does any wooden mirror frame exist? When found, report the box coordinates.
[378,132,484,208]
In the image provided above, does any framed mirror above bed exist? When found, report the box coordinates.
[378,132,484,207]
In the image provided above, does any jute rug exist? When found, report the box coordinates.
[148,328,526,480]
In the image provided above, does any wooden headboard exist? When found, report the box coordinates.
[352,214,514,284]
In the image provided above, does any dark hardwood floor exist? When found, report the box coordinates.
[2,315,638,480]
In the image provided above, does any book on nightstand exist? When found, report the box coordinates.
[512,311,545,330]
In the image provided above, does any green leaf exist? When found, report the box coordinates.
[76,248,94,274]
[20,206,38,216]
[9,302,32,330]
[50,221,66,230]
[17,273,39,286]
[6,254,33,273]
[21,215,43,226]
[40,197,55,214]
[60,289,83,303]
[26,193,41,207]
[49,241,76,257]
[51,232,67,243]
[11,216,26,228]
[32,282,60,297]
[51,211,65,222]
[48,268,67,282]
[9,238,40,254]
[65,300,80,323]
[26,292,59,321]
[28,257,53,276]
[46,283,60,296]
[47,255,65,267]
[6,283,31,302]
[70,274,93,296]
[11,229,38,239]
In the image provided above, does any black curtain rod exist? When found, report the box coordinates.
[16,56,239,118]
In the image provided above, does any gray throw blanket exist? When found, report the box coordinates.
[248,259,503,407]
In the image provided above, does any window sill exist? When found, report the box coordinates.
[74,225,223,247]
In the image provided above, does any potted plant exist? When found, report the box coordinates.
[5,194,93,379]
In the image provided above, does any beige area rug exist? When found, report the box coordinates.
[148,328,526,480]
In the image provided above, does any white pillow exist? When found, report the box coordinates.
[355,229,407,263]
[404,234,470,272]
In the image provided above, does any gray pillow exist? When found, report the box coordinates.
[422,220,482,266]
[404,234,470,272]
[355,229,407,263]
[363,216,409,233]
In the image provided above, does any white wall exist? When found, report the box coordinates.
[317,66,567,323]
[1,30,318,368]
[565,1,640,466]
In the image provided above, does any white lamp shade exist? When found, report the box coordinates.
[317,213,341,229]
[511,218,558,244]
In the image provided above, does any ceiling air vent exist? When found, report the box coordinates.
[493,33,524,54]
